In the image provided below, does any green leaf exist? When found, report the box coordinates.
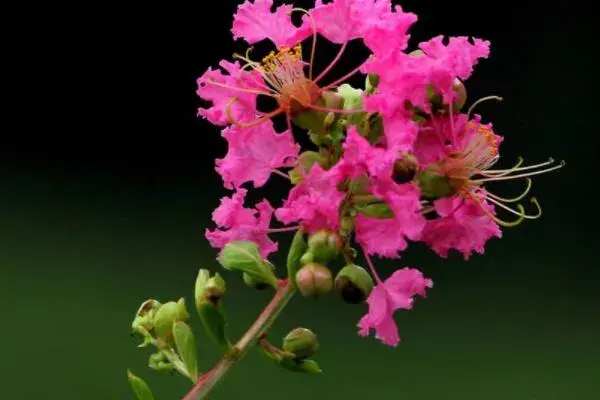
[353,203,395,219]
[198,302,230,353]
[172,322,199,380]
[287,229,307,287]
[219,241,278,289]
[365,73,379,94]
[127,370,155,400]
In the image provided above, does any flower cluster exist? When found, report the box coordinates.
[197,0,563,347]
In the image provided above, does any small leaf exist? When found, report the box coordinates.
[127,370,155,400]
[172,322,199,380]
[198,302,230,353]
[354,203,395,219]
[287,229,307,287]
[219,241,278,289]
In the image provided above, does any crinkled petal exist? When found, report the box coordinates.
[358,267,432,346]
[206,189,278,258]
[357,2,417,55]
[275,164,344,232]
[216,121,300,189]
[196,60,262,126]
[341,126,396,179]
[422,196,502,260]
[232,0,311,48]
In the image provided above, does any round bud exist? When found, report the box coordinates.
[307,230,343,264]
[334,264,374,304]
[295,263,333,297]
[152,298,190,343]
[282,327,319,359]
[392,154,418,184]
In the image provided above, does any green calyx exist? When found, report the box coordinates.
[282,327,319,359]
[152,298,190,344]
[334,264,374,304]
[416,169,456,199]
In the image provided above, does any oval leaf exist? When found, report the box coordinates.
[127,370,155,400]
[287,229,307,287]
[172,322,199,380]
[219,241,277,289]
[198,302,230,353]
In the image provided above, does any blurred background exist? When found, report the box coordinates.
[2,0,598,399]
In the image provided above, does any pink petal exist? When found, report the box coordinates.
[232,0,311,48]
[357,2,417,55]
[341,126,397,179]
[206,189,278,258]
[421,196,502,260]
[358,267,432,347]
[196,60,262,126]
[216,121,300,189]
[275,164,345,233]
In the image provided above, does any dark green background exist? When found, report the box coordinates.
[3,0,597,399]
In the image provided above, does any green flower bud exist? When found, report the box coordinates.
[131,299,161,335]
[152,298,190,343]
[295,263,333,297]
[195,269,226,310]
[148,352,174,373]
[393,154,418,184]
[282,327,319,359]
[416,168,456,199]
[335,264,374,304]
[307,230,343,264]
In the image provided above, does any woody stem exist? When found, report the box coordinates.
[181,281,296,400]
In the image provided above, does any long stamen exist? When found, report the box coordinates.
[484,195,542,220]
[485,178,532,203]
[234,50,284,91]
[362,246,383,284]
[467,96,503,119]
[473,161,565,183]
[268,225,301,233]
[205,79,275,97]
[463,190,525,227]
[321,57,371,90]
[482,157,555,176]
[478,157,524,177]
[291,8,318,80]
[272,169,291,180]
[225,97,283,128]
[314,41,348,84]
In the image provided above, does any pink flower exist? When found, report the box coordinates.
[339,126,397,180]
[421,196,502,260]
[363,36,490,127]
[355,1,417,55]
[216,121,300,189]
[196,60,262,126]
[205,189,278,258]
[358,267,433,346]
[275,164,345,233]
[232,0,311,48]
[355,181,425,258]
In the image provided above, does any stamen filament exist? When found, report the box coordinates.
[467,96,503,119]
[472,161,565,183]
[322,58,370,90]
[479,157,524,177]
[226,97,283,128]
[291,8,318,80]
[272,169,291,180]
[484,195,542,220]
[463,190,525,227]
[268,225,301,233]
[482,157,555,176]
[205,79,275,97]
[314,41,348,84]
[485,178,532,203]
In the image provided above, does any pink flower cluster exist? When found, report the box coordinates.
[197,0,562,347]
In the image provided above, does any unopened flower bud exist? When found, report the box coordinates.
[131,299,161,335]
[307,230,343,264]
[282,327,319,359]
[393,154,418,184]
[148,352,174,373]
[452,79,467,111]
[335,264,374,304]
[153,298,190,343]
[195,269,226,311]
[295,263,333,297]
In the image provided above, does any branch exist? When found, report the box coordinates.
[182,280,296,400]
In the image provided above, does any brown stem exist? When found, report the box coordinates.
[181,281,296,400]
